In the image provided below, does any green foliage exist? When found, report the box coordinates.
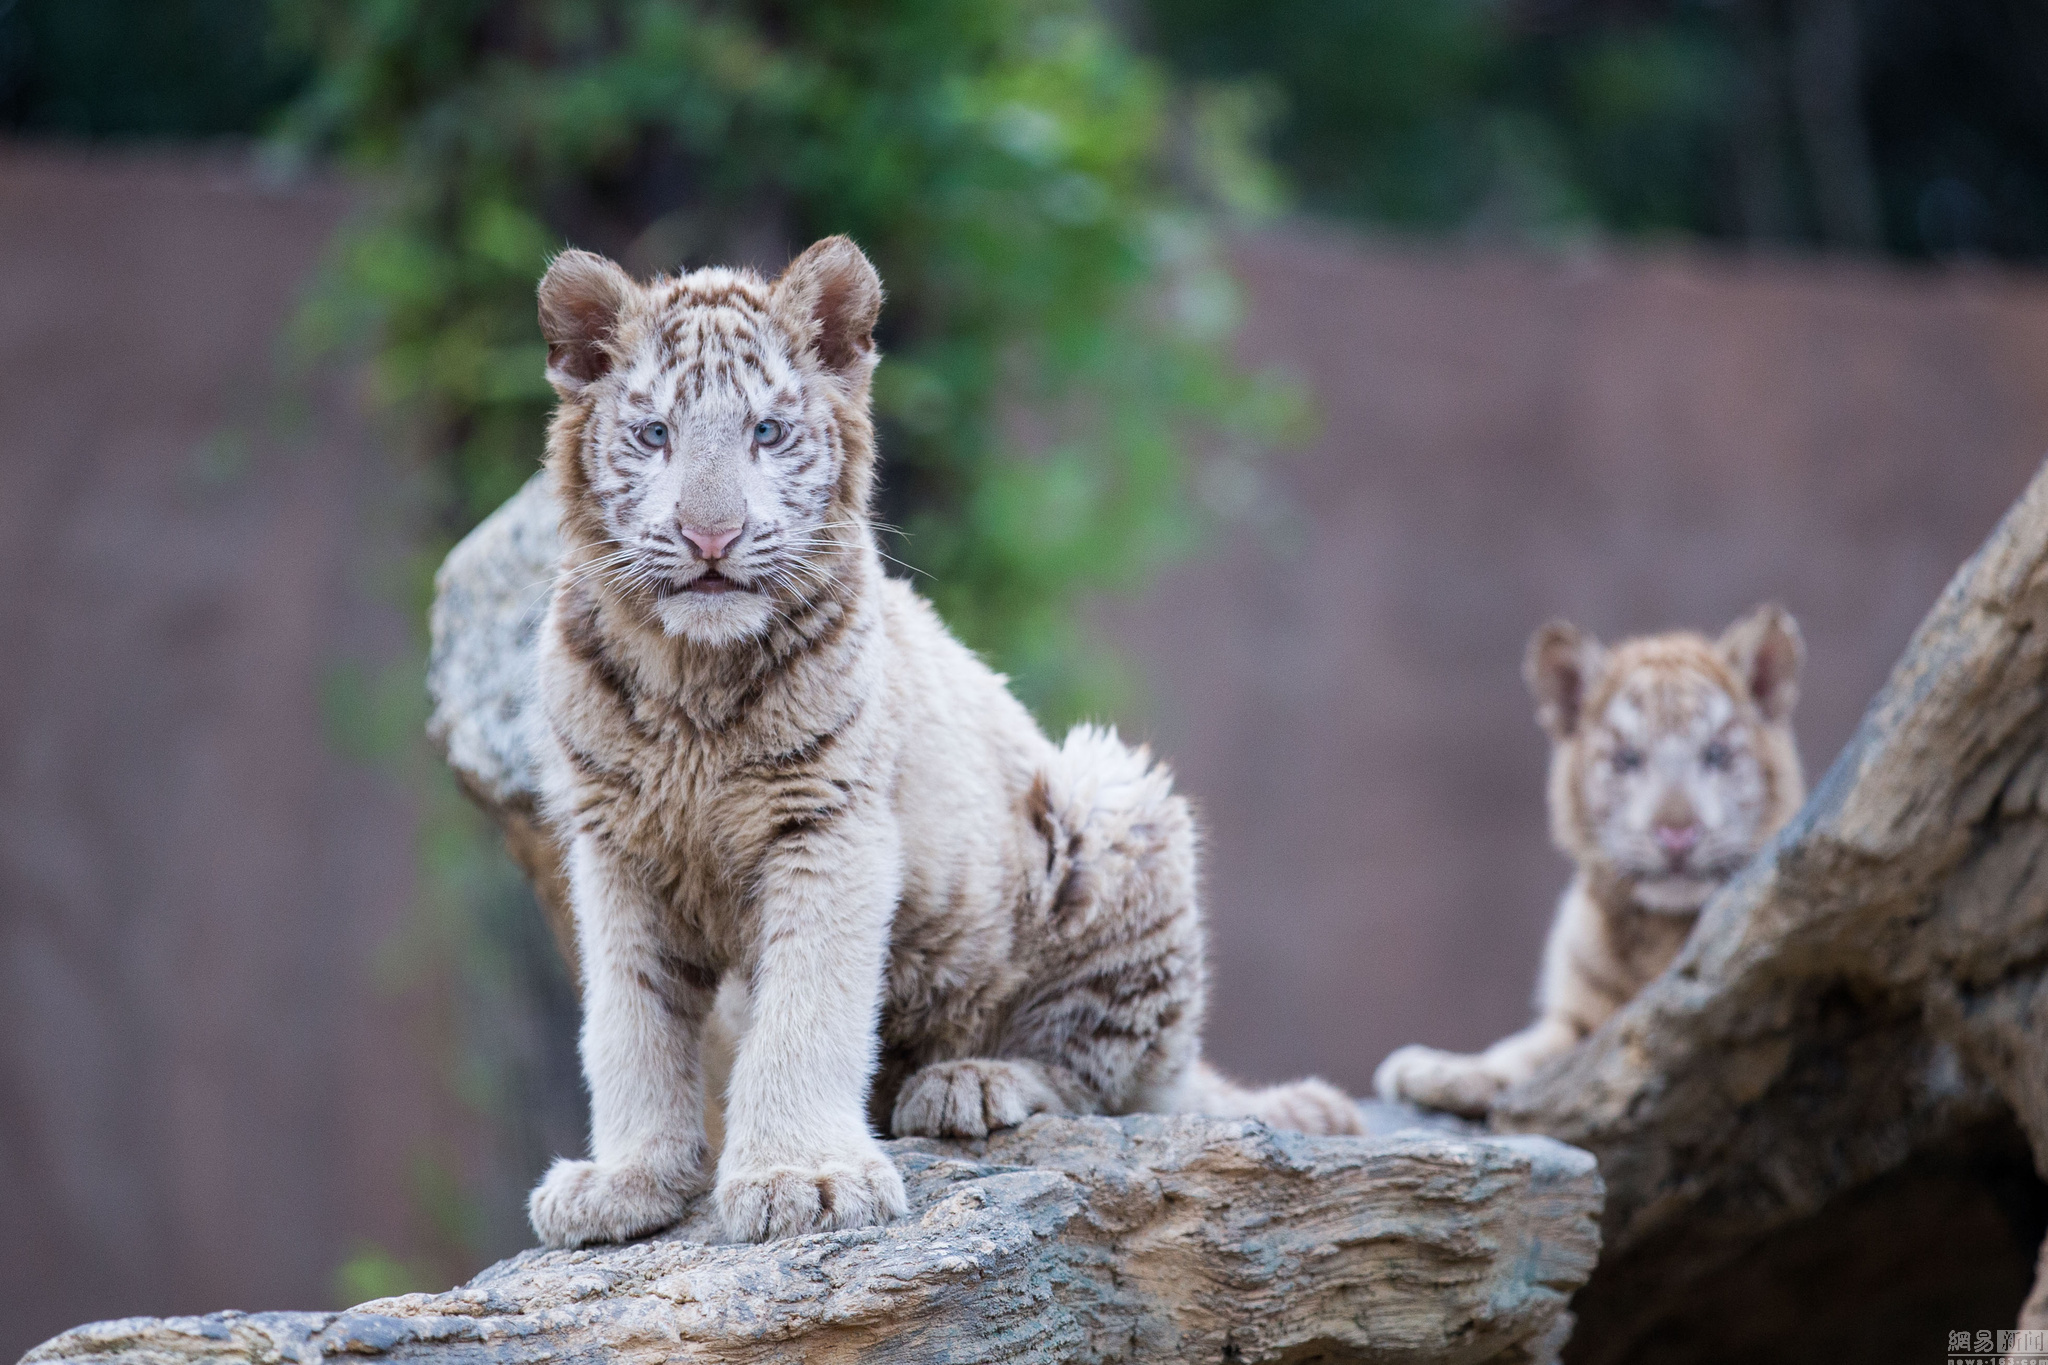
[333,1239,444,1305]
[279,0,1301,722]
[1148,0,1505,229]
[13,0,2048,263]
[1144,0,1740,243]
[1144,0,2048,259]
[1543,22,1733,237]
[0,0,304,137]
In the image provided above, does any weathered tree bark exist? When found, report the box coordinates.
[1493,459,2048,1361]
[25,1114,1600,1365]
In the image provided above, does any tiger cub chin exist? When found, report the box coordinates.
[1376,604,1805,1118]
[523,236,1359,1250]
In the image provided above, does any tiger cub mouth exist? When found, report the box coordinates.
[661,569,747,597]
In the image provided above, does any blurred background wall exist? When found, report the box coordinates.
[0,146,445,1339]
[5,0,2048,1359]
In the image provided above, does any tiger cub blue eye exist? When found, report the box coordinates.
[637,421,668,450]
[753,418,788,447]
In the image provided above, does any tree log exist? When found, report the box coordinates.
[1493,459,2048,1361]
[24,1114,1600,1365]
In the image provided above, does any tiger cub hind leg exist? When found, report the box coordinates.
[1176,1059,1365,1135]
[889,1058,1072,1139]
[886,727,1364,1142]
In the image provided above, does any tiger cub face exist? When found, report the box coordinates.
[1527,604,1806,912]
[536,238,882,648]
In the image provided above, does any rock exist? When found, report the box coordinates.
[1492,458,2048,1360]
[422,473,576,977]
[425,472,557,817]
[25,1113,1601,1365]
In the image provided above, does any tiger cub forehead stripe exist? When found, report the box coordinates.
[1601,668,1740,743]
[626,302,797,413]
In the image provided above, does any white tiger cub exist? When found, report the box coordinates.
[1376,606,1805,1118]
[524,236,1359,1249]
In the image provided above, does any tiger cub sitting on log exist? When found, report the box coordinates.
[524,236,1359,1250]
[1376,606,1805,1118]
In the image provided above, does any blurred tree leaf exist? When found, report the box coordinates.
[333,1244,438,1305]
[1142,0,2048,260]
[0,0,306,136]
[1141,0,1733,241]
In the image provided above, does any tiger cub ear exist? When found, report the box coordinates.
[771,236,883,382]
[538,250,638,395]
[1525,620,1606,740]
[1719,602,1804,723]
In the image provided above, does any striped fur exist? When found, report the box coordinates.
[524,238,1356,1250]
[1376,605,1806,1118]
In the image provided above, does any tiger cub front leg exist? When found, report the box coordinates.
[529,834,716,1248]
[714,811,908,1242]
[1373,1015,1583,1119]
[1376,885,1616,1118]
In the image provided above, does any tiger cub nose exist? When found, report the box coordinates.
[681,524,744,561]
[1654,822,1701,855]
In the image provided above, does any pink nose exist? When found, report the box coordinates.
[1655,823,1701,855]
[680,524,743,561]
